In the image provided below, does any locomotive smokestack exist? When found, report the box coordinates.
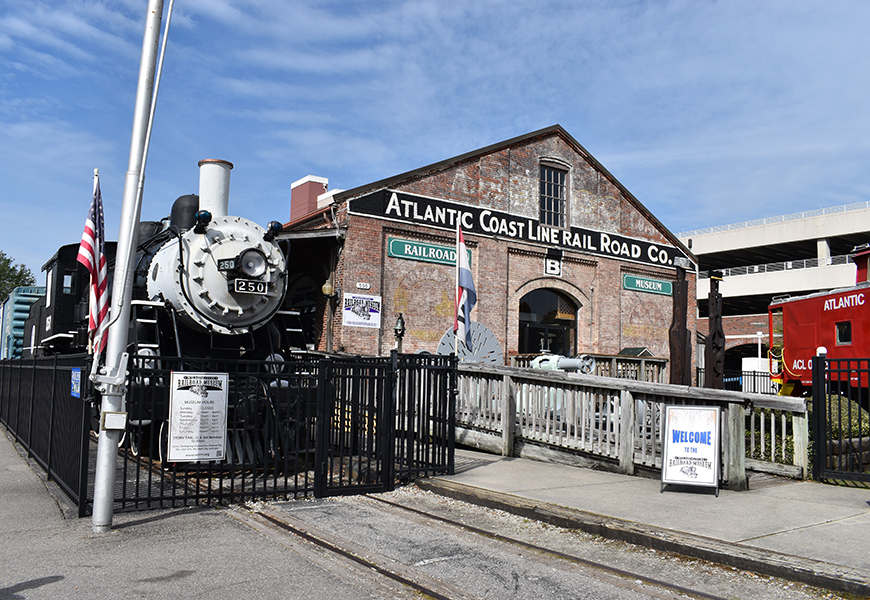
[198,159,233,217]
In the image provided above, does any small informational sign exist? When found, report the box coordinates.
[70,368,81,398]
[101,411,127,431]
[167,372,229,462]
[545,248,563,276]
[623,274,673,296]
[661,405,720,494]
[342,293,382,329]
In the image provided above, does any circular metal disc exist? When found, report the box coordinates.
[436,321,503,364]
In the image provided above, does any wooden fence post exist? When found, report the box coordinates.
[618,389,635,475]
[502,374,516,457]
[725,402,747,490]
[792,411,809,479]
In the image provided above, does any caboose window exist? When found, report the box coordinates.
[836,321,852,345]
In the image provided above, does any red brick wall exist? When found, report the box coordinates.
[696,314,770,352]
[323,133,695,372]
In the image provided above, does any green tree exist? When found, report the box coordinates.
[0,251,36,300]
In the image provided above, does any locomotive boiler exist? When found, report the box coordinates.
[24,159,293,361]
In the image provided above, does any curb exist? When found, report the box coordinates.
[417,477,870,597]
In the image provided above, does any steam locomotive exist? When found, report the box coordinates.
[21,160,308,462]
[23,159,295,361]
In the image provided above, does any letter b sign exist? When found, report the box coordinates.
[545,252,562,277]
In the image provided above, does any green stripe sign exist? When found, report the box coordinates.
[623,274,672,295]
[388,238,470,266]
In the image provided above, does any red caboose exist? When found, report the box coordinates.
[769,246,870,395]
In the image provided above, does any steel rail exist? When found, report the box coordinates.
[365,495,730,600]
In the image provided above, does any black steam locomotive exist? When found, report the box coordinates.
[23,160,311,463]
[24,159,298,361]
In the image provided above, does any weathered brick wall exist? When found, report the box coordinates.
[326,133,696,368]
[696,313,770,352]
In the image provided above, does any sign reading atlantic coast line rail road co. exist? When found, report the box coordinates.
[349,190,687,269]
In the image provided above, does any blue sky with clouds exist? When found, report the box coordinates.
[2,0,870,277]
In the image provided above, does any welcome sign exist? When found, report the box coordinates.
[661,405,721,495]
[349,189,687,269]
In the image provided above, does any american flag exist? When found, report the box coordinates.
[77,170,108,353]
[454,224,476,350]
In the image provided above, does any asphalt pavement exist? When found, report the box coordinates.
[2,427,869,597]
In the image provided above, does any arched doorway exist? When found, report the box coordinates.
[518,289,578,355]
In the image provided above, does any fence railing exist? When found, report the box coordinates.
[696,369,779,395]
[0,352,456,516]
[511,353,668,383]
[0,354,92,513]
[697,254,850,280]
[457,362,809,486]
[679,201,870,238]
[812,356,870,484]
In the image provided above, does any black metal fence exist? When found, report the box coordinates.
[0,351,456,516]
[696,368,778,394]
[0,354,92,513]
[812,356,870,484]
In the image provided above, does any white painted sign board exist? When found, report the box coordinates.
[661,405,720,495]
[167,372,229,462]
[342,293,382,329]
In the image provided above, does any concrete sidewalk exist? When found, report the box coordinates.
[418,449,870,597]
[0,430,387,600]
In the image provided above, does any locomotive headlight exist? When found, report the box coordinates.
[238,249,267,278]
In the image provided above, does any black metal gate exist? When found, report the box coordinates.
[812,354,870,484]
[0,351,456,515]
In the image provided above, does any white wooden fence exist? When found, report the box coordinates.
[456,363,808,490]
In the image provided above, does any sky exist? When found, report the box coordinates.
[2,0,870,279]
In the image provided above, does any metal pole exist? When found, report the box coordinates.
[92,0,164,533]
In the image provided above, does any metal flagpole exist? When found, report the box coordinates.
[91,0,165,533]
[454,220,460,356]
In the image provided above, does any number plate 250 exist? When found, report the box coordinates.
[234,279,268,294]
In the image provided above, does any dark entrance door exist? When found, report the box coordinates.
[518,289,578,355]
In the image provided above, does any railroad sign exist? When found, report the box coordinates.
[342,293,382,329]
[661,405,720,495]
[167,372,229,462]
[623,274,673,295]
[388,237,470,266]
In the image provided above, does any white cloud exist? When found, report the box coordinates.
[2,0,870,275]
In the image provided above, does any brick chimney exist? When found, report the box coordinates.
[290,175,328,222]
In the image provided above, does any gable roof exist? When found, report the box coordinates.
[331,125,694,261]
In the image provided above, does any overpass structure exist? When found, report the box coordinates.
[679,202,870,371]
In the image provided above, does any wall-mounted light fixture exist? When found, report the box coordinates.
[394,313,406,353]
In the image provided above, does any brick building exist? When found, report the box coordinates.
[279,125,695,370]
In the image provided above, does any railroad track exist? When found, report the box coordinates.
[227,495,730,600]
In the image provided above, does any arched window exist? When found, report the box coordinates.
[518,289,578,355]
